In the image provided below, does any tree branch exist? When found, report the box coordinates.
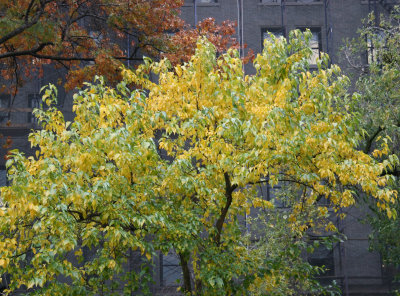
[0,42,53,59]
[25,0,37,22]
[381,167,400,177]
[364,126,384,154]
[0,1,44,45]
[214,172,237,245]
[31,53,144,62]
[178,252,192,294]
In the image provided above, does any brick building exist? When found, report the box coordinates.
[1,1,400,295]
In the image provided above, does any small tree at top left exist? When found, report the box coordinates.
[0,0,237,94]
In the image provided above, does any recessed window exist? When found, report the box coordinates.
[367,38,376,64]
[308,238,335,278]
[257,177,287,208]
[298,27,322,65]
[0,94,10,124]
[27,94,42,124]
[0,169,7,187]
[159,250,182,286]
[0,95,9,108]
[261,27,285,48]
[366,31,385,65]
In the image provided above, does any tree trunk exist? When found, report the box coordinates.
[179,252,192,294]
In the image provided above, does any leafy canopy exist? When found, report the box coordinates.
[0,32,397,295]
[0,0,237,93]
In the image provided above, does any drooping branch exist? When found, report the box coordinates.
[364,125,384,154]
[381,167,400,177]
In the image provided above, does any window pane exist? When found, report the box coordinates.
[308,240,335,277]
[0,95,10,124]
[28,94,41,123]
[0,170,6,187]
[262,28,285,48]
[160,250,182,286]
[263,31,284,40]
[297,28,321,65]
[366,31,385,64]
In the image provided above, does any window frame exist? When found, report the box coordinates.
[260,0,281,3]
[27,93,42,124]
[261,27,286,49]
[365,30,386,65]
[297,27,322,66]
[196,0,217,3]
[307,237,335,277]
[0,94,10,124]
[159,250,182,287]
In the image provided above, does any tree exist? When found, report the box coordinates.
[0,0,237,94]
[342,7,400,282]
[0,32,396,295]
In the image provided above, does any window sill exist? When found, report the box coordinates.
[183,3,220,7]
[360,0,398,3]
[258,2,280,6]
[258,1,323,5]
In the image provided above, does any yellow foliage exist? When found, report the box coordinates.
[0,35,397,295]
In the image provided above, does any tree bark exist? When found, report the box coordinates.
[215,172,237,245]
[179,252,192,294]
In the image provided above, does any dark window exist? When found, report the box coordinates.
[258,178,287,208]
[308,239,335,278]
[298,27,322,65]
[261,27,285,49]
[27,94,42,124]
[0,169,7,187]
[367,38,376,64]
[0,94,10,124]
[159,250,182,286]
[0,95,9,108]
[366,31,385,64]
